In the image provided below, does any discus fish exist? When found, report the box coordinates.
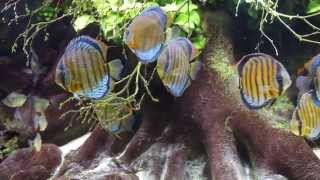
[237,53,292,109]
[310,55,320,101]
[55,36,122,100]
[124,6,166,63]
[290,90,320,140]
[157,37,197,97]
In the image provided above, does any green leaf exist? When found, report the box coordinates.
[192,35,206,49]
[307,0,320,14]
[174,13,189,26]
[180,2,198,13]
[73,14,96,31]
[189,10,200,26]
[174,13,195,33]
[247,7,259,19]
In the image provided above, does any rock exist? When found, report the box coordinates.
[0,65,32,93]
[0,144,61,180]
[54,127,133,179]
[10,165,50,180]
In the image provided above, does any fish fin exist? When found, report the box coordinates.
[165,26,183,42]
[108,59,124,80]
[308,127,320,141]
[311,90,320,107]
[33,133,42,152]
[67,36,106,59]
[237,53,269,75]
[135,44,162,63]
[2,92,27,108]
[240,90,270,109]
[189,61,202,80]
[290,109,302,136]
[278,63,292,94]
[141,6,167,28]
[310,55,320,76]
[84,74,111,100]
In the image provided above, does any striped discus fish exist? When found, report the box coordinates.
[237,53,292,109]
[55,35,111,100]
[290,90,320,140]
[124,6,166,64]
[157,37,196,97]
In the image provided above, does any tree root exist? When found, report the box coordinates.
[230,111,320,180]
[115,99,171,165]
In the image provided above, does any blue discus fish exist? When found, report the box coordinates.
[55,36,123,100]
[157,37,197,97]
[309,55,320,102]
[124,6,167,63]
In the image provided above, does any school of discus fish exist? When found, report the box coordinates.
[49,6,201,151]
[236,52,320,141]
[41,6,320,151]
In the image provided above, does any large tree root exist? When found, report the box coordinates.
[230,111,320,180]
[115,98,172,165]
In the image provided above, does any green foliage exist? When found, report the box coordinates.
[271,95,294,113]
[71,0,206,48]
[307,0,320,14]
[36,5,58,22]
[0,137,18,160]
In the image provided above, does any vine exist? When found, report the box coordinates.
[238,0,320,55]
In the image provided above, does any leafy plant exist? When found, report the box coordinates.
[307,0,320,14]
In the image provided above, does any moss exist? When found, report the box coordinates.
[0,137,19,160]
[270,95,294,113]
[209,49,236,81]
